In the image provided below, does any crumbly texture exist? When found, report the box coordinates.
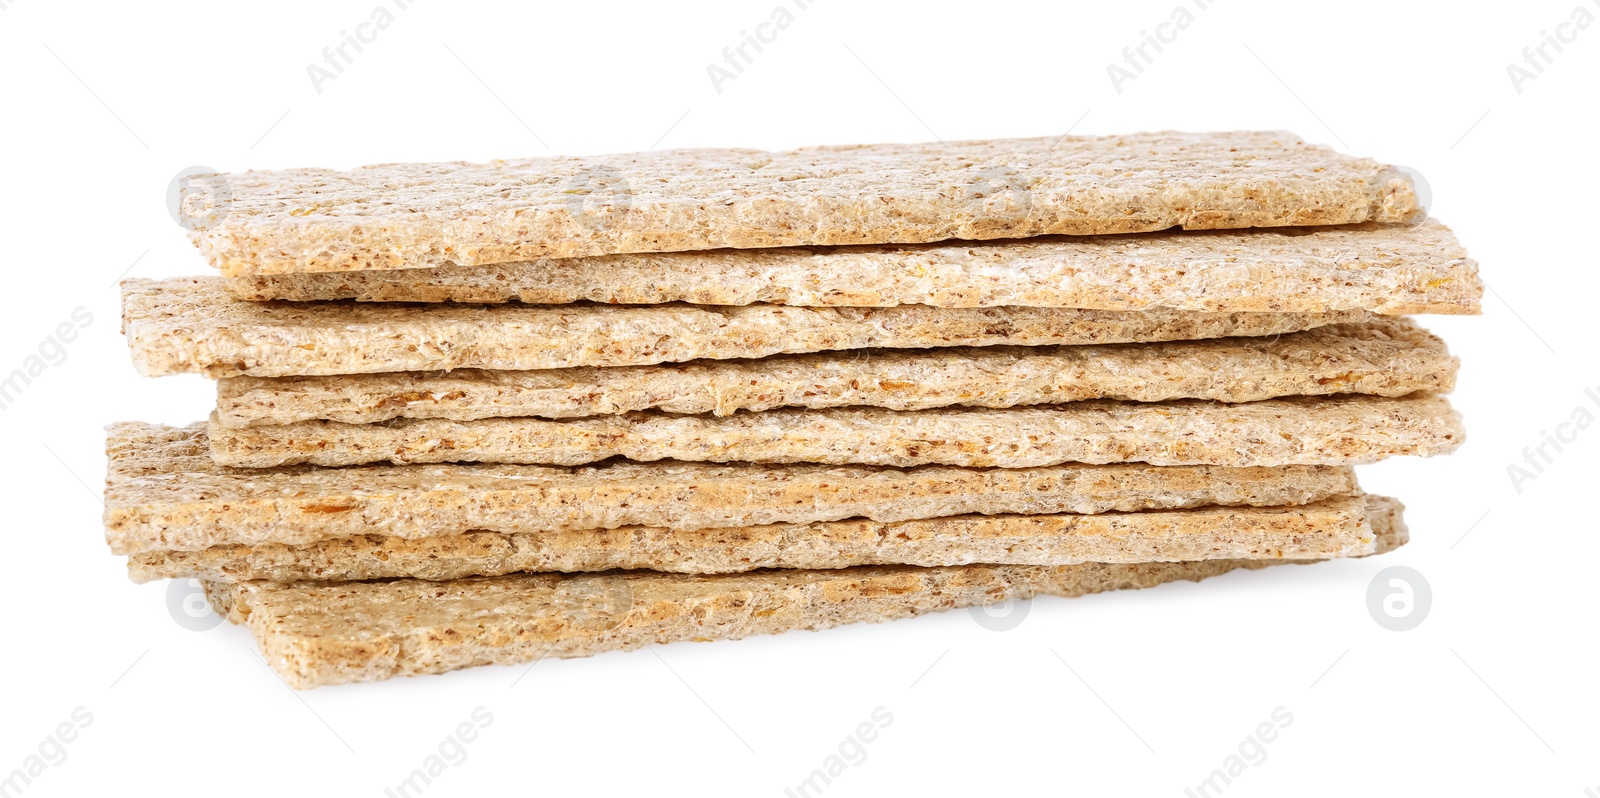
[123,277,1370,379]
[213,318,1456,426]
[131,495,1375,583]
[104,421,1356,554]
[181,132,1422,276]
[204,496,1406,688]
[225,220,1477,315]
[205,394,1464,469]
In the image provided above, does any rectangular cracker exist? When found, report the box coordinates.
[225,220,1478,316]
[213,318,1456,427]
[105,421,1356,555]
[131,495,1376,583]
[124,277,1369,379]
[205,393,1464,469]
[182,132,1420,276]
[204,495,1406,688]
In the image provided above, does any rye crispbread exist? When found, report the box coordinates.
[105,421,1356,555]
[131,495,1375,583]
[123,277,1369,379]
[181,132,1421,276]
[203,496,1406,688]
[205,394,1464,469]
[226,221,1477,315]
[213,318,1456,426]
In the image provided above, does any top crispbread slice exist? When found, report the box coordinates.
[181,131,1420,276]
[227,221,1478,315]
[205,495,1406,688]
[123,277,1367,378]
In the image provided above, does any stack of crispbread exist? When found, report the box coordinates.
[105,131,1478,688]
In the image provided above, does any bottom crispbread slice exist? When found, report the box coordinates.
[207,496,1405,689]
[133,494,1375,583]
[207,394,1463,468]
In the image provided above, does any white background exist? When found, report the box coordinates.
[1,0,1596,795]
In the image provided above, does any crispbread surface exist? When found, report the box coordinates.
[124,277,1369,378]
[131,495,1375,583]
[181,131,1421,276]
[104,421,1356,554]
[227,221,1476,315]
[204,496,1406,688]
[213,318,1457,426]
[205,394,1464,469]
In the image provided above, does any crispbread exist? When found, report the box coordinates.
[226,221,1478,315]
[181,131,1421,277]
[213,318,1456,427]
[205,496,1406,688]
[104,421,1357,555]
[130,495,1375,583]
[123,277,1369,379]
[205,394,1464,469]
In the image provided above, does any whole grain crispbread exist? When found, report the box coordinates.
[124,277,1369,378]
[205,394,1464,469]
[104,421,1357,554]
[226,221,1477,315]
[181,132,1421,276]
[212,318,1457,426]
[131,495,1375,583]
[204,496,1406,688]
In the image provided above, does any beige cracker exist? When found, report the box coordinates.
[226,220,1477,315]
[132,495,1376,583]
[181,131,1420,276]
[204,496,1405,688]
[124,277,1368,379]
[213,318,1456,427]
[105,421,1356,555]
[205,394,1464,469]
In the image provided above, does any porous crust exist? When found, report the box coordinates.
[104,421,1356,554]
[204,394,1465,469]
[123,277,1368,378]
[130,495,1375,583]
[212,318,1457,426]
[181,131,1422,276]
[225,221,1476,315]
[204,496,1406,688]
